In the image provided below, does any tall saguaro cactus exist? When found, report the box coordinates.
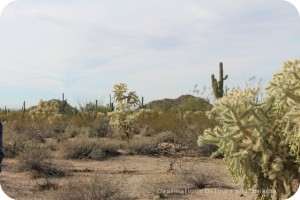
[211,62,228,99]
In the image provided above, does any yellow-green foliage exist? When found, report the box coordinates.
[144,110,185,134]
[108,83,140,140]
[198,59,300,200]
[29,100,63,123]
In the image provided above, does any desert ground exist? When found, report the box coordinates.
[0,96,298,200]
[1,153,258,200]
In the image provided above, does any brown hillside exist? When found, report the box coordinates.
[146,94,211,111]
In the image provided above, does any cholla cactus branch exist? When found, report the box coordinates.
[199,59,300,200]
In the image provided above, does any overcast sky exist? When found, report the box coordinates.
[0,0,299,109]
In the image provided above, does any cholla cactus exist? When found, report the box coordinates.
[112,83,139,110]
[108,83,140,140]
[198,59,300,200]
[29,100,62,123]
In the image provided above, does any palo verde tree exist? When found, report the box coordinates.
[198,59,300,200]
[108,83,140,141]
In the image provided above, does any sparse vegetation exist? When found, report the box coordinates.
[64,137,121,160]
[180,169,222,189]
[2,59,299,199]
[18,143,65,178]
[56,173,129,200]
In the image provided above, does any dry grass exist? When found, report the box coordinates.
[55,173,131,200]
[145,110,186,134]
[63,137,121,160]
[18,143,65,178]
[180,169,225,189]
[3,128,26,158]
[126,137,171,156]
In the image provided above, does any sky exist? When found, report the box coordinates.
[0,0,299,109]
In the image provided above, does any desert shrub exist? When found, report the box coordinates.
[180,169,221,189]
[3,129,26,158]
[56,125,89,142]
[18,143,65,178]
[127,138,171,156]
[145,110,186,134]
[183,111,217,149]
[6,112,32,132]
[64,138,121,160]
[55,173,130,200]
[37,177,59,191]
[98,105,112,113]
[157,131,177,143]
[181,96,212,112]
[139,125,155,136]
[88,115,110,137]
[196,143,219,157]
[63,125,83,138]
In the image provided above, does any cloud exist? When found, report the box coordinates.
[0,0,299,108]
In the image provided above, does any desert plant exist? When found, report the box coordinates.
[55,173,129,200]
[108,83,140,141]
[37,177,59,191]
[88,114,110,137]
[180,169,221,189]
[183,110,217,150]
[181,96,212,112]
[144,110,186,134]
[64,138,121,160]
[211,62,228,99]
[157,131,177,143]
[3,133,26,158]
[127,138,171,156]
[198,59,300,199]
[18,143,65,178]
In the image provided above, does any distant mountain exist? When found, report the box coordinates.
[146,94,212,112]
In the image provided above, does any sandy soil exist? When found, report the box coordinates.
[0,155,259,200]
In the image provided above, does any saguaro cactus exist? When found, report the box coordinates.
[22,101,26,113]
[211,62,228,99]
